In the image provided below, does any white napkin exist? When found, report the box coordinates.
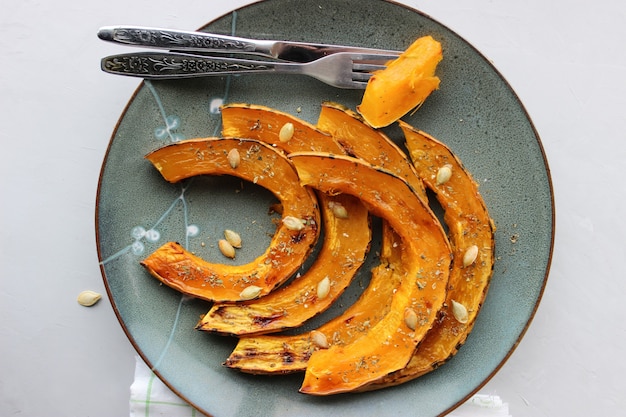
[130,356,511,417]
[130,356,197,416]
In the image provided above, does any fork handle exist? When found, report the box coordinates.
[101,52,290,79]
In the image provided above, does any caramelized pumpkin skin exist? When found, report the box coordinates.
[289,153,452,395]
[365,122,496,390]
[141,138,320,302]
[197,193,371,335]
[357,35,442,128]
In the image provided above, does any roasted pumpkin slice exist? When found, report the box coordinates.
[194,104,367,333]
[141,138,320,302]
[365,122,496,390]
[289,153,452,395]
[316,101,426,199]
[225,221,405,374]
[197,193,371,335]
[221,103,344,154]
[357,35,442,128]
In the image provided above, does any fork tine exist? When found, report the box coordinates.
[353,62,387,72]
[350,53,400,62]
[350,53,397,84]
[349,80,370,89]
[351,72,374,82]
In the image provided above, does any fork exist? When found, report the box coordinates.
[100,51,396,89]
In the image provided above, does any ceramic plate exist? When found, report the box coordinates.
[97,0,554,415]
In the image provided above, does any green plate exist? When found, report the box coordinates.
[96,0,554,415]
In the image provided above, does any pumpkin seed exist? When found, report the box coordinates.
[218,239,236,259]
[282,216,306,231]
[227,148,241,169]
[279,122,295,143]
[328,201,349,219]
[317,276,331,300]
[451,300,469,323]
[239,285,262,300]
[436,164,452,185]
[224,229,242,248]
[311,330,329,349]
[404,307,418,331]
[462,244,479,267]
[77,290,102,307]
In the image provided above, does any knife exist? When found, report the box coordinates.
[97,25,401,63]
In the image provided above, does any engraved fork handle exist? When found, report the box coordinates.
[101,52,295,79]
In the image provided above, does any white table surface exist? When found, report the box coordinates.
[1,0,625,416]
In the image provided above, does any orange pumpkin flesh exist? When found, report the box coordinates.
[357,35,442,128]
[194,104,371,334]
[141,138,320,302]
[218,104,406,368]
[197,193,371,335]
[139,97,495,396]
[221,103,344,153]
[364,122,495,389]
[316,101,427,295]
[289,153,451,395]
[317,101,426,199]
[225,221,404,374]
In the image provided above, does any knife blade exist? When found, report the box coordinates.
[97,25,401,63]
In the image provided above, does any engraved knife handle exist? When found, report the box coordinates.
[101,52,286,79]
[98,26,275,58]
